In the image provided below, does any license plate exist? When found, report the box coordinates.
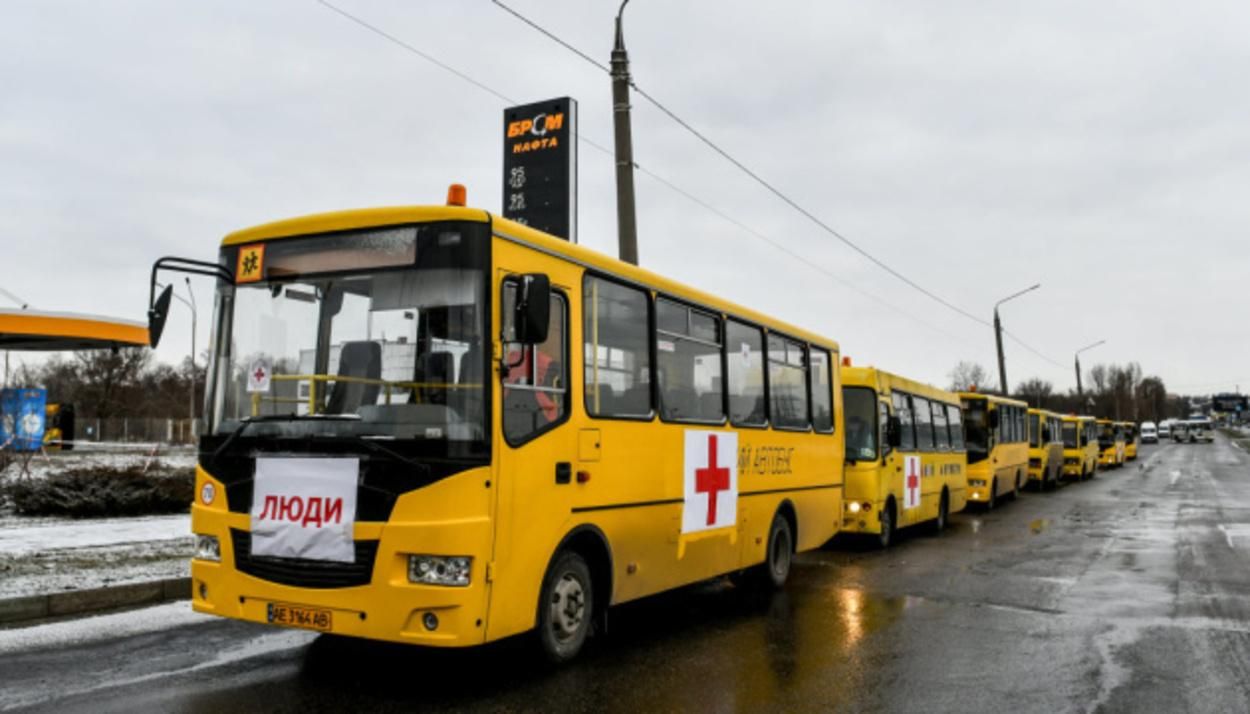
[267,602,332,632]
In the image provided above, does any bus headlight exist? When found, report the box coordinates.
[848,502,862,513]
[194,534,221,562]
[408,555,472,587]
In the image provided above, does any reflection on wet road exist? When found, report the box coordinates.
[6,439,1250,713]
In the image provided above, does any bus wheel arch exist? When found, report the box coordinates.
[933,488,949,533]
[546,525,613,639]
[878,497,897,548]
[775,499,798,554]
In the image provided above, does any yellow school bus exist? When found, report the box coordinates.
[1061,415,1098,480]
[840,363,967,547]
[1121,421,1139,460]
[153,191,843,662]
[958,392,1029,508]
[1027,408,1064,490]
[1096,418,1126,468]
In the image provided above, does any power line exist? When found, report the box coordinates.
[311,0,977,347]
[489,1,1074,375]
[490,1,995,328]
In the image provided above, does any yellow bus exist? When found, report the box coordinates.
[1027,408,1064,490]
[959,392,1029,508]
[1061,415,1098,480]
[1122,421,1139,460]
[151,191,844,662]
[840,363,967,547]
[1096,418,1126,469]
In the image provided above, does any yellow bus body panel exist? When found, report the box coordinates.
[959,393,1029,504]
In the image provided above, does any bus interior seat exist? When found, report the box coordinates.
[325,341,382,414]
[414,351,454,405]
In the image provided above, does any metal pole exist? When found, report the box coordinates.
[185,277,197,427]
[611,0,639,265]
[994,307,1007,396]
[1075,355,1083,398]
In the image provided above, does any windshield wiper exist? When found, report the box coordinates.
[210,414,361,460]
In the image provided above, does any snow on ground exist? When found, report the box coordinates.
[0,514,192,598]
[0,600,211,655]
[2,444,196,482]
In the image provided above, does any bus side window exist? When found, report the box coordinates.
[947,404,965,450]
[584,276,652,419]
[502,284,568,445]
[932,400,951,450]
[726,320,766,427]
[767,335,810,430]
[809,347,834,433]
[655,298,724,423]
[893,392,916,450]
[914,396,935,451]
[879,400,892,457]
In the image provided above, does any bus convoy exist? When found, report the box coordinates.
[143,190,1201,662]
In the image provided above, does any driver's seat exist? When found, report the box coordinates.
[325,341,382,414]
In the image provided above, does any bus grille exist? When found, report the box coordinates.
[230,529,378,589]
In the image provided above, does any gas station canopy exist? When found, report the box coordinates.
[0,309,148,351]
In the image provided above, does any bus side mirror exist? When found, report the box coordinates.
[148,284,174,349]
[886,416,902,448]
[1042,427,1052,441]
[989,410,1000,429]
[514,273,550,344]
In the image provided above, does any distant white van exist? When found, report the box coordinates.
[1141,422,1158,443]
[1158,421,1171,438]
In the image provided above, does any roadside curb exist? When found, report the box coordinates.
[0,577,190,627]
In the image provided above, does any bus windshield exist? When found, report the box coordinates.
[205,223,489,454]
[963,399,989,464]
[1062,422,1079,448]
[843,387,877,462]
[1098,423,1115,447]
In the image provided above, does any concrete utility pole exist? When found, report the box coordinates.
[610,0,639,265]
[993,283,1040,396]
[1074,339,1106,399]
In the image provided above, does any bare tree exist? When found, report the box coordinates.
[948,361,995,393]
[1015,378,1053,408]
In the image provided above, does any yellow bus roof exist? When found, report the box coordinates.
[842,364,960,405]
[957,391,1028,409]
[0,309,148,351]
[1028,407,1061,418]
[1062,414,1096,423]
[220,204,839,351]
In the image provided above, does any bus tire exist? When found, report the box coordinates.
[762,511,794,588]
[878,499,896,549]
[932,489,949,534]
[536,550,593,664]
[987,479,998,510]
[1011,471,1022,500]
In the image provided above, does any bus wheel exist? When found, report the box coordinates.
[1011,472,1021,500]
[987,479,998,510]
[932,490,949,534]
[763,511,794,588]
[536,550,593,663]
[878,500,896,549]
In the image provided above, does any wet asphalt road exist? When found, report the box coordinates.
[5,438,1250,713]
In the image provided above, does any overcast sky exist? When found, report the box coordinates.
[2,1,1247,395]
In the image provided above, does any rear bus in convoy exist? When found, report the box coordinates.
[1096,419,1126,469]
[959,392,1029,508]
[149,193,845,662]
[840,363,967,547]
[1027,408,1064,490]
[1061,415,1099,480]
[1122,421,1139,460]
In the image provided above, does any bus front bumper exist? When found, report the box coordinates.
[841,500,883,534]
[190,506,491,648]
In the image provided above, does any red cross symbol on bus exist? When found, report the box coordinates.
[906,459,920,504]
[695,434,731,526]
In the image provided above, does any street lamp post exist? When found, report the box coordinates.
[1074,339,1105,400]
[993,283,1041,396]
[610,0,639,266]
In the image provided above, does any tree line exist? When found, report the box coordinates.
[948,360,1187,423]
[6,348,205,420]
